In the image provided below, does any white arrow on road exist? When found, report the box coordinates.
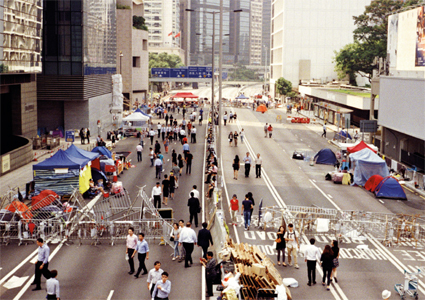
[3,276,29,289]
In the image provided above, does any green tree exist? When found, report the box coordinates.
[334,0,421,82]
[275,77,292,96]
[230,64,259,81]
[133,15,148,30]
[148,53,185,77]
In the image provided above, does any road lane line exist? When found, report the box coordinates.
[328,194,333,199]
[379,200,384,204]
[309,180,343,211]
[107,290,114,300]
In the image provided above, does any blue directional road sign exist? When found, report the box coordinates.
[170,68,188,78]
[188,66,212,79]
[151,68,170,78]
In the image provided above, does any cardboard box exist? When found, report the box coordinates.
[252,263,266,277]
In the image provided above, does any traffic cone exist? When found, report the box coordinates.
[159,236,166,246]
[33,152,38,161]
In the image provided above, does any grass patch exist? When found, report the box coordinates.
[329,89,378,98]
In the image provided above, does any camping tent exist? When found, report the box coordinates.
[338,130,352,140]
[65,144,99,161]
[171,92,199,99]
[364,174,384,192]
[235,94,249,99]
[92,146,112,158]
[33,149,88,170]
[314,148,338,165]
[350,148,389,186]
[338,141,378,153]
[374,176,407,200]
[347,140,377,154]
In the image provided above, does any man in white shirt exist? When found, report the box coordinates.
[284,223,300,269]
[45,270,60,300]
[178,220,186,262]
[147,261,164,296]
[190,126,197,143]
[149,129,156,145]
[154,157,163,179]
[136,144,143,162]
[189,185,200,199]
[151,182,162,209]
[255,153,262,178]
[149,148,154,167]
[304,238,322,286]
[179,222,197,268]
[157,122,161,138]
[321,123,327,138]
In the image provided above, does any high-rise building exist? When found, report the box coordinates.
[249,0,262,66]
[116,0,149,106]
[0,0,42,175]
[144,0,185,63]
[270,0,372,95]
[37,0,117,138]
[189,0,251,66]
[262,0,271,67]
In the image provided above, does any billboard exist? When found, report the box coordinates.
[416,6,425,67]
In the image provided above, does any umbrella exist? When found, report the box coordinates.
[256,104,268,114]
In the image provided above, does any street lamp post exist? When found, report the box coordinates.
[119,51,123,74]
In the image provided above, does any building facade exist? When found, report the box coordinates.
[270,0,371,95]
[37,0,117,138]
[379,6,425,170]
[0,0,42,175]
[249,0,262,66]
[262,0,271,67]
[117,0,149,106]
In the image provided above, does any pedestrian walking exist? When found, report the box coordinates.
[161,126,166,141]
[157,122,162,138]
[255,153,262,178]
[133,233,149,278]
[185,150,193,174]
[189,185,200,199]
[136,144,143,162]
[171,149,177,165]
[198,222,213,259]
[31,238,51,291]
[183,141,190,159]
[162,175,170,206]
[163,138,169,154]
[179,222,197,268]
[86,128,90,144]
[320,245,334,290]
[201,252,217,298]
[240,129,245,143]
[242,195,253,230]
[169,171,176,199]
[228,132,233,146]
[187,192,200,227]
[178,154,184,175]
[154,156,163,179]
[151,182,162,209]
[223,112,228,126]
[126,227,138,275]
[45,270,60,300]
[243,152,252,177]
[330,240,340,283]
[229,194,239,225]
[111,132,116,148]
[165,114,169,126]
[354,130,359,142]
[305,238,321,286]
[149,128,156,145]
[233,131,239,147]
[80,128,85,144]
[321,123,327,138]
[154,140,161,154]
[171,224,180,260]
[276,225,287,266]
[152,272,171,300]
[264,123,268,137]
[268,124,273,138]
[232,155,240,180]
[284,223,300,269]
[247,192,255,223]
[178,220,186,262]
[191,126,197,143]
[149,148,154,167]
[198,114,203,125]
[147,261,164,296]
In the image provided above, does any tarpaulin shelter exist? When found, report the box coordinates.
[31,190,60,208]
[5,200,32,220]
[374,176,407,200]
[338,130,352,140]
[236,94,249,99]
[364,174,384,192]
[350,148,389,186]
[122,112,150,122]
[171,92,199,99]
[314,148,338,165]
[66,144,99,160]
[33,149,88,170]
[134,108,152,118]
[256,104,268,113]
[347,140,377,154]
[92,146,112,158]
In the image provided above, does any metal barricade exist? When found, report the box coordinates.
[92,190,141,222]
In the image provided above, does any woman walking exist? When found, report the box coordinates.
[228,131,233,146]
[172,149,177,165]
[171,223,180,260]
[331,240,340,283]
[169,171,176,200]
[178,154,184,175]
[232,155,240,180]
[320,245,334,291]
[276,225,287,266]
[233,131,239,147]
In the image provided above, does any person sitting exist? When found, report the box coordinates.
[205,163,218,184]
[89,179,105,194]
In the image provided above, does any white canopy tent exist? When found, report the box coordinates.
[123,112,150,122]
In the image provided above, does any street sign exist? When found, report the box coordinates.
[151,68,170,78]
[170,68,188,78]
[360,120,378,133]
[188,66,212,78]
[65,130,75,142]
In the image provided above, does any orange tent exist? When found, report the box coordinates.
[364,174,384,192]
[5,200,33,220]
[256,104,268,114]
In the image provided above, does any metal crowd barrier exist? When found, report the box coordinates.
[92,190,141,222]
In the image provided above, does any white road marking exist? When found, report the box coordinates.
[379,200,384,204]
[312,179,316,182]
[299,167,301,169]
[328,194,333,199]
[107,290,114,300]
[3,276,29,289]
[309,179,343,211]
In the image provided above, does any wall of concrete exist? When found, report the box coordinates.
[64,101,89,131]
[20,81,38,138]
[132,28,149,94]
[0,136,32,176]
[88,93,113,138]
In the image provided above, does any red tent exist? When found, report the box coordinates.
[171,92,199,99]
[31,190,60,210]
[365,174,384,192]
[347,141,377,154]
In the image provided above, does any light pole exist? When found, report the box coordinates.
[119,51,123,74]
[263,45,268,94]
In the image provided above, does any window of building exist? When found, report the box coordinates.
[133,56,140,68]
[143,40,148,50]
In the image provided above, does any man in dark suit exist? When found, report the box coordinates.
[187,192,199,227]
[197,222,213,259]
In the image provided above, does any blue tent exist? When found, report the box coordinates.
[91,168,108,183]
[374,176,407,200]
[91,146,112,159]
[314,148,337,165]
[350,148,389,186]
[235,94,249,99]
[338,130,352,139]
[33,149,88,170]
[65,144,99,161]
[135,108,152,118]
